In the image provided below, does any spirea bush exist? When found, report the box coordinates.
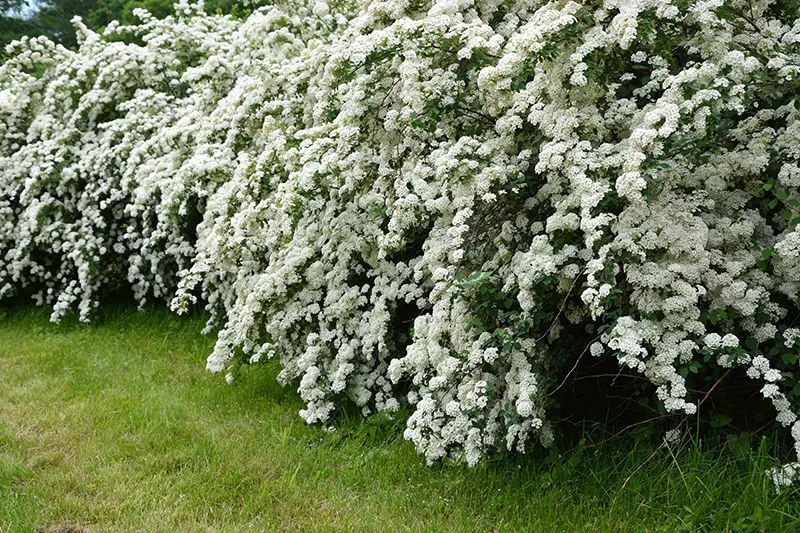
[3,0,800,478]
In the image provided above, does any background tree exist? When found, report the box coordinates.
[1,0,45,49]
[2,0,97,50]
[2,0,246,51]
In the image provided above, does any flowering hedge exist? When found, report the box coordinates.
[3,0,800,479]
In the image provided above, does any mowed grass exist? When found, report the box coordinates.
[1,307,800,532]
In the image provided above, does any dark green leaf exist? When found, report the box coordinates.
[710,413,732,428]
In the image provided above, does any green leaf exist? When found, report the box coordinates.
[726,432,752,459]
[782,352,798,366]
[629,423,656,442]
[710,412,732,428]
[708,308,728,325]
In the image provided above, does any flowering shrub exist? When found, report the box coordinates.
[3,0,800,473]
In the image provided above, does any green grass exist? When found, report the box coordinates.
[1,307,799,532]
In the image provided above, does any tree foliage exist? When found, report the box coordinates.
[1,0,245,49]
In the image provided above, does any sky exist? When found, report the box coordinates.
[3,0,45,18]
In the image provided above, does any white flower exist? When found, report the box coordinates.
[664,428,682,444]
[784,329,800,349]
[704,333,722,350]
[516,400,533,418]
[721,334,740,349]
[312,1,329,17]
[590,342,604,357]
[3,0,800,479]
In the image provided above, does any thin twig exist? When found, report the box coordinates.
[611,442,664,508]
[534,269,586,344]
[547,413,675,484]
[543,335,599,398]
[697,368,732,407]
[588,414,674,449]
[572,372,649,383]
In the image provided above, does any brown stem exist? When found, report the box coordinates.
[543,335,600,398]
[611,443,664,508]
[698,368,732,408]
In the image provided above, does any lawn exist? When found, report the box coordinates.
[1,307,799,532]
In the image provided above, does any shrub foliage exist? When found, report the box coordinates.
[2,0,800,479]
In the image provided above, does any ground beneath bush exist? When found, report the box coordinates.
[0,307,798,532]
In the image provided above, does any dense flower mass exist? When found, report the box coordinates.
[3,0,800,473]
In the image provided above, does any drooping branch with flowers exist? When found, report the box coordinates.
[3,0,800,483]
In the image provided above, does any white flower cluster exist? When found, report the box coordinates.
[3,0,800,475]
